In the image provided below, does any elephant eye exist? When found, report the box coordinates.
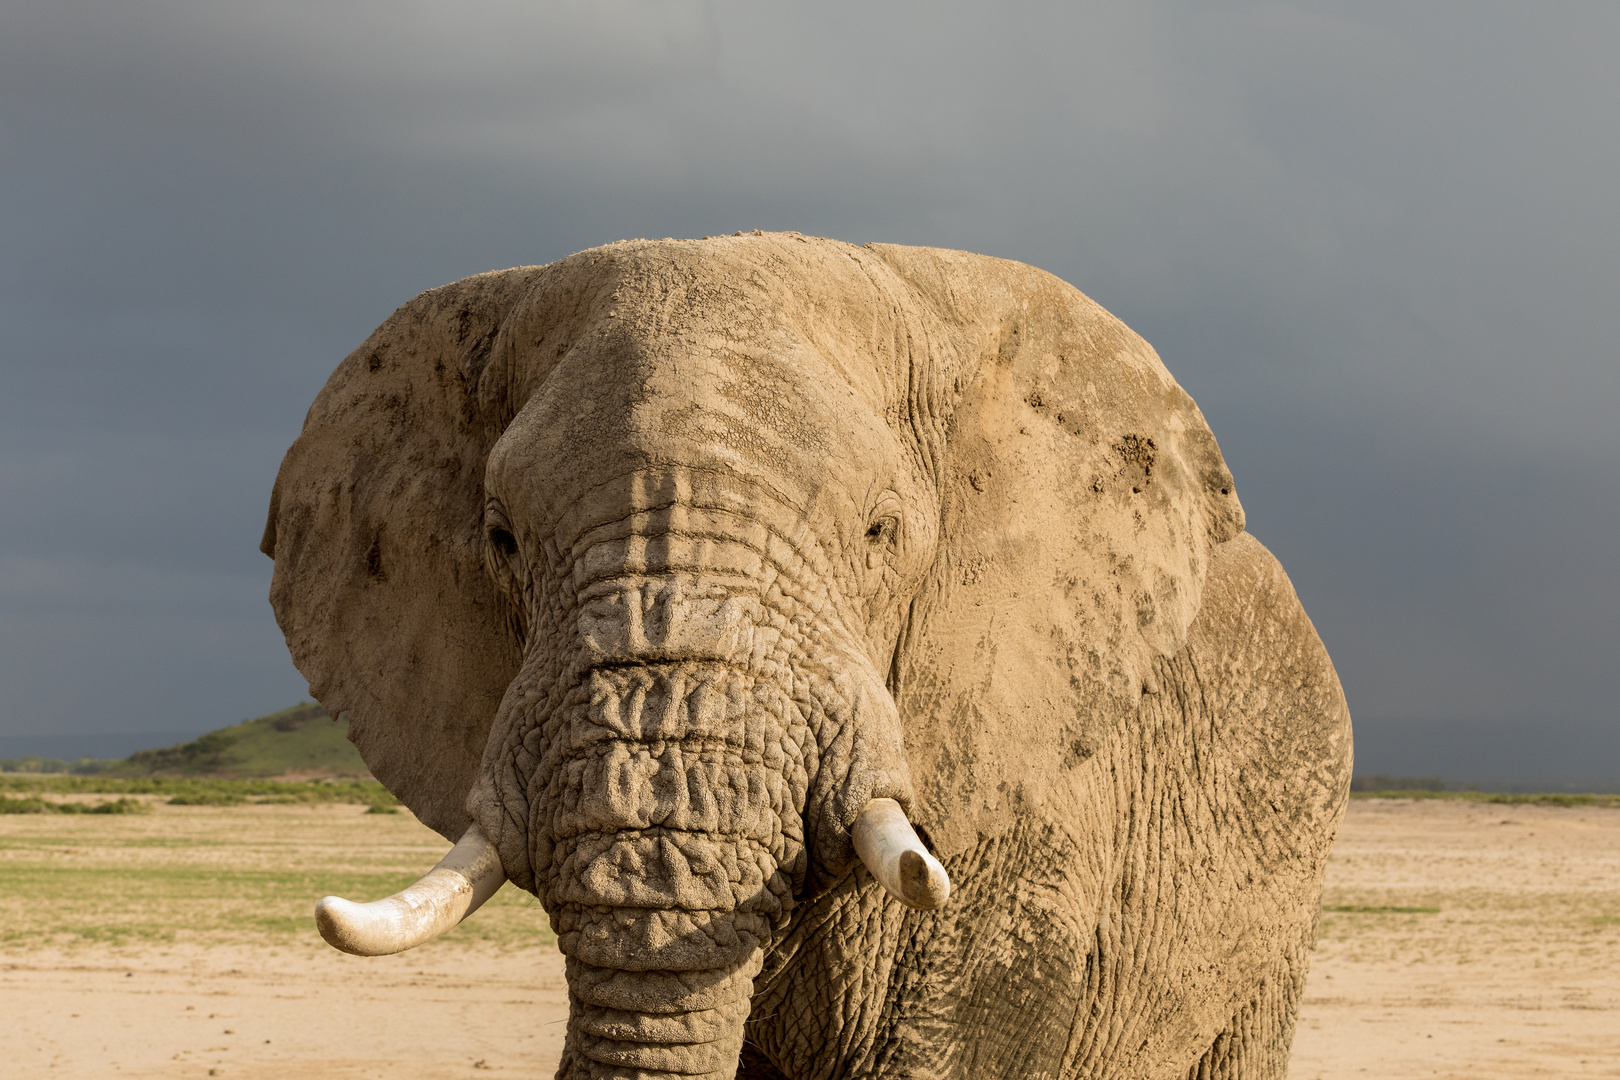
[488,526,518,558]
[865,518,896,544]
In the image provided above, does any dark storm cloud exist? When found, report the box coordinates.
[2,2,1616,781]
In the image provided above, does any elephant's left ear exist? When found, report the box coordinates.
[864,244,1246,852]
[262,268,540,841]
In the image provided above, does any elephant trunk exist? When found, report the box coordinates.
[310,516,952,1077]
[562,955,761,1078]
[460,516,934,1079]
[542,660,798,1080]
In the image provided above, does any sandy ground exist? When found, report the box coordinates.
[1289,799,1620,1079]
[0,942,568,1078]
[0,801,567,1078]
[2,798,1617,1078]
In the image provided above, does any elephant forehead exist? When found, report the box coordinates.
[490,235,913,414]
[479,237,946,553]
[601,235,913,392]
[488,339,913,547]
[635,340,840,468]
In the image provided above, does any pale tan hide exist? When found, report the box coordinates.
[264,234,1351,1080]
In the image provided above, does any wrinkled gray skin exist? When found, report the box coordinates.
[263,235,1352,1079]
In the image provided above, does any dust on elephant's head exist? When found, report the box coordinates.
[262,234,1243,1078]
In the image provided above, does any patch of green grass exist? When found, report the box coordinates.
[1324,904,1441,914]
[0,864,425,946]
[0,804,551,951]
[1480,792,1620,807]
[0,775,397,806]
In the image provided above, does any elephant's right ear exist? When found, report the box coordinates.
[262,268,541,841]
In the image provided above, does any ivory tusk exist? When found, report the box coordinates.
[315,823,506,956]
[852,798,951,910]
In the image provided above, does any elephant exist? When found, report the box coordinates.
[262,233,1351,1080]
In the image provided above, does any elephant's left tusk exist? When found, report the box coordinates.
[314,823,506,956]
[853,798,951,910]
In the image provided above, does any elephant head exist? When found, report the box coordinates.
[263,234,1245,1079]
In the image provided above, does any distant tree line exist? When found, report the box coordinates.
[0,756,115,775]
[1349,775,1447,792]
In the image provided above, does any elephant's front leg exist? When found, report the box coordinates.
[1182,952,1309,1080]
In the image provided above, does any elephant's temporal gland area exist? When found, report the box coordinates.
[531,663,810,1077]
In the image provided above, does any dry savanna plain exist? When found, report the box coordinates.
[2,792,1617,1079]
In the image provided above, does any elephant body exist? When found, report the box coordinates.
[746,530,1345,1080]
[264,234,1351,1080]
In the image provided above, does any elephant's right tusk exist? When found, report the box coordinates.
[314,823,506,956]
[852,798,951,910]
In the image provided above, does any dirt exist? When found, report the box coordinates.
[2,798,1616,1078]
[0,942,568,1078]
[1290,798,1620,1079]
[0,801,563,1078]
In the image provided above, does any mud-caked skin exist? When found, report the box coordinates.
[263,234,1352,1080]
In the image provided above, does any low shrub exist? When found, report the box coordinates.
[0,757,118,775]
[166,791,249,806]
[0,795,148,815]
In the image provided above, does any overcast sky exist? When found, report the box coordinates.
[2,1,1616,784]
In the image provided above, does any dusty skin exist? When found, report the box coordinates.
[261,236,1348,1076]
[3,798,1615,1078]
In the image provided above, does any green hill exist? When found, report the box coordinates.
[108,703,372,779]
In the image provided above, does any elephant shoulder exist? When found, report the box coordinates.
[1185,532,1352,820]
